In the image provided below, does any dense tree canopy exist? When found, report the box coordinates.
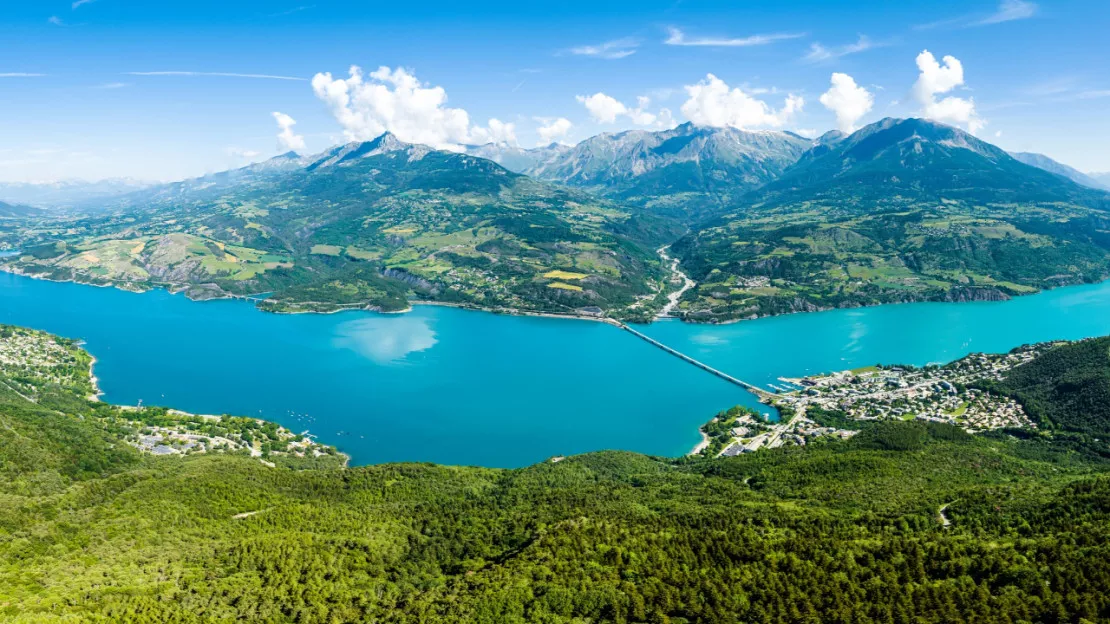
[3,333,1110,622]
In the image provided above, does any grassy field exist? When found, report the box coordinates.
[309,244,343,256]
[13,233,292,288]
[542,269,589,280]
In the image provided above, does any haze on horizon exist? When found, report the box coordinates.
[2,0,1108,183]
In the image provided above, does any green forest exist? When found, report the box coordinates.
[979,336,1110,438]
[3,331,1110,623]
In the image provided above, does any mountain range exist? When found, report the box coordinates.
[3,117,1110,322]
[671,117,1110,321]
[0,178,150,209]
[468,122,813,221]
[747,117,1108,208]
[1010,151,1110,191]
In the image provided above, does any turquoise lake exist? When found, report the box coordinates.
[4,270,1110,467]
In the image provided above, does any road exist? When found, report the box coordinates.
[938,503,953,527]
[766,404,805,450]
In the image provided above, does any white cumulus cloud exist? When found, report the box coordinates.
[470,118,517,146]
[911,50,985,133]
[680,74,803,130]
[576,93,672,128]
[819,73,874,133]
[577,93,626,123]
[535,117,573,145]
[272,112,306,152]
[310,65,515,150]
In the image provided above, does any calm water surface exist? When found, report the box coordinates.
[3,271,1110,467]
[645,281,1110,390]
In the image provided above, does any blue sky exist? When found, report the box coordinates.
[2,0,1108,181]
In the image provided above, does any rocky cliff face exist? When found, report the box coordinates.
[522,123,811,190]
[382,268,438,294]
[944,287,1011,303]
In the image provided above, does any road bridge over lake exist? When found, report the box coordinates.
[620,323,776,400]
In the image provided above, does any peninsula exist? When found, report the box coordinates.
[0,324,343,467]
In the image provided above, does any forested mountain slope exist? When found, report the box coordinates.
[982,336,1110,438]
[3,326,1110,622]
[4,134,669,319]
[752,118,1108,208]
[673,118,1110,322]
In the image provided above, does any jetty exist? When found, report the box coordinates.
[620,323,776,399]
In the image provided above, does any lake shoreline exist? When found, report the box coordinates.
[77,338,350,466]
[8,262,1106,328]
[0,265,635,326]
[7,270,1110,468]
[87,353,103,402]
[683,278,1105,326]
[689,429,711,456]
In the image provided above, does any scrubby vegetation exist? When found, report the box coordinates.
[806,404,868,430]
